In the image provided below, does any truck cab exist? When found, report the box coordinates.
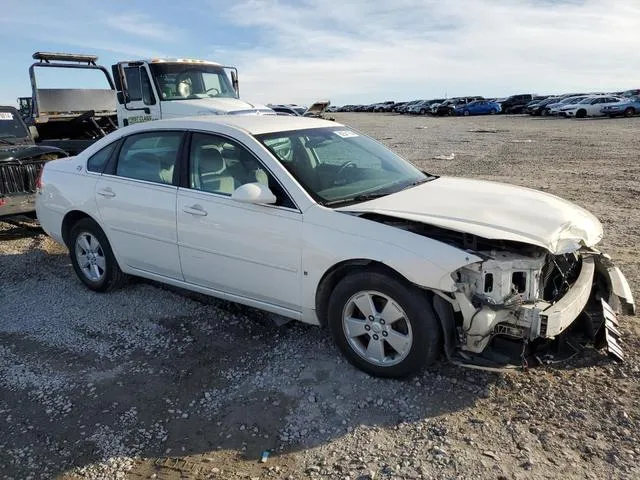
[112,59,274,127]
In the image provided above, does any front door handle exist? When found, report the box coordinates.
[183,204,208,216]
[97,188,116,198]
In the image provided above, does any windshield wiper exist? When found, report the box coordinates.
[0,137,17,145]
[325,192,391,207]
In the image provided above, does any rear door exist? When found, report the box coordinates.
[95,130,183,279]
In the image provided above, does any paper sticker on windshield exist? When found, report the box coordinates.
[334,130,359,138]
[0,112,13,120]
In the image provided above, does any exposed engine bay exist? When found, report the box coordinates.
[360,212,635,368]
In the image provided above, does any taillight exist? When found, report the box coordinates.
[36,165,44,190]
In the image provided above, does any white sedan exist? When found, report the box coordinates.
[560,96,624,118]
[36,116,634,377]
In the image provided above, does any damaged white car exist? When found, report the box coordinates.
[35,116,635,378]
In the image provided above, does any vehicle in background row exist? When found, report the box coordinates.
[36,115,634,378]
[0,106,67,218]
[455,100,501,116]
[560,96,623,118]
[527,96,560,115]
[620,89,640,98]
[268,101,331,119]
[269,104,307,116]
[398,100,423,114]
[22,51,274,155]
[544,95,589,116]
[434,97,484,116]
[601,97,640,117]
[408,99,445,115]
[497,94,532,114]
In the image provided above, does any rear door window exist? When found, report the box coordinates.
[114,131,183,184]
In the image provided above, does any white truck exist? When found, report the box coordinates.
[25,52,274,154]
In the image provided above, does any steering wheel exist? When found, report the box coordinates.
[205,87,220,95]
[335,161,357,182]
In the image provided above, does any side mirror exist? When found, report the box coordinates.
[231,183,276,205]
[230,69,239,96]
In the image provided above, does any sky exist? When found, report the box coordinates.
[0,0,638,107]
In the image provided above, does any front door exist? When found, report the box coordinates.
[176,132,303,311]
[116,63,162,127]
[95,130,183,279]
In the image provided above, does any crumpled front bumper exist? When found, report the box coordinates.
[539,253,634,340]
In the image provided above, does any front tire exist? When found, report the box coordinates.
[463,110,470,116]
[576,109,587,118]
[624,107,635,117]
[327,271,441,378]
[69,218,127,292]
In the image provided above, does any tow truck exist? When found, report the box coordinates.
[23,52,275,154]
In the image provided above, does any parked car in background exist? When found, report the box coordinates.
[544,95,589,116]
[391,102,408,112]
[1,105,68,218]
[399,100,424,114]
[455,100,501,116]
[620,89,640,98]
[373,101,395,112]
[560,96,623,118]
[434,97,484,116]
[498,94,532,114]
[601,96,640,117]
[408,99,445,115]
[269,104,308,116]
[527,96,560,115]
[36,115,633,377]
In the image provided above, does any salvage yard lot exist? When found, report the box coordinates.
[1,113,639,479]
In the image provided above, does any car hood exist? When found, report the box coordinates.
[338,177,603,254]
[160,98,275,117]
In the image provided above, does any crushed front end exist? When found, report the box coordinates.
[451,247,635,366]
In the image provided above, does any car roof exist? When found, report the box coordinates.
[120,115,340,136]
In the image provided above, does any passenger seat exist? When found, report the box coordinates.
[198,147,235,194]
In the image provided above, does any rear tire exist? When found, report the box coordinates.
[327,271,441,378]
[463,110,470,116]
[69,218,127,292]
[490,109,497,115]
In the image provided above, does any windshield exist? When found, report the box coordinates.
[256,127,433,207]
[149,63,237,101]
[0,110,30,141]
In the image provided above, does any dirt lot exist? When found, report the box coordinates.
[1,113,638,480]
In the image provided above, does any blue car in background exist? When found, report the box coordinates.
[455,100,501,116]
[601,97,640,117]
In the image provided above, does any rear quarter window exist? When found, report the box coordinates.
[87,142,117,173]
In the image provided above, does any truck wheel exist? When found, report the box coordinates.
[69,218,127,292]
[327,271,441,378]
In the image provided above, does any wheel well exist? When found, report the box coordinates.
[61,210,95,247]
[315,259,413,327]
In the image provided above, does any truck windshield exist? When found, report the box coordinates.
[149,63,237,101]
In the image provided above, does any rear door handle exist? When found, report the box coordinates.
[183,204,208,216]
[97,188,116,198]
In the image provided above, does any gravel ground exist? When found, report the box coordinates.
[0,113,638,480]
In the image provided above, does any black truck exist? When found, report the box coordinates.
[0,106,68,218]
